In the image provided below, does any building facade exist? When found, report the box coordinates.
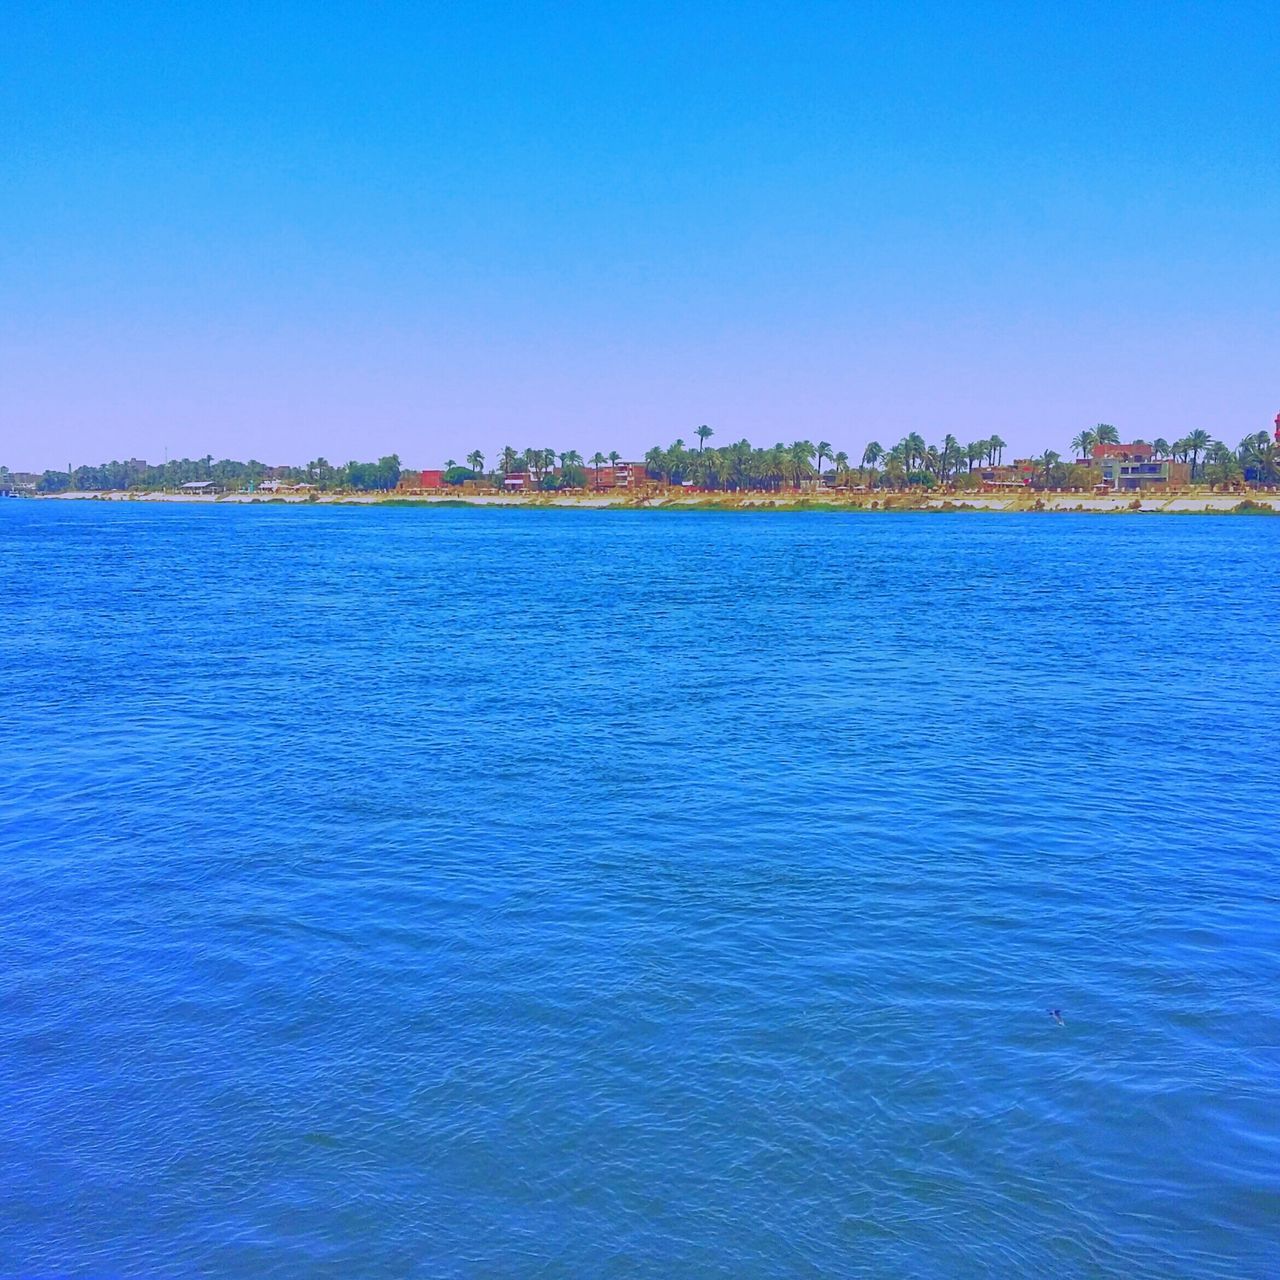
[1092,444,1188,490]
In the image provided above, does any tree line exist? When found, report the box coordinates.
[633,432,1008,491]
[7,421,1279,494]
[446,424,1278,491]
[637,425,1277,490]
[15,455,404,494]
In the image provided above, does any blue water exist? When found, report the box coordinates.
[2,501,1278,1278]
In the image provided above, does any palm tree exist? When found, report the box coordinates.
[815,440,832,486]
[966,441,985,473]
[696,424,714,452]
[467,450,484,475]
[500,446,518,475]
[1204,441,1237,488]
[939,434,960,482]
[1151,437,1170,459]
[666,440,690,485]
[771,444,792,490]
[1238,431,1279,486]
[833,451,849,484]
[861,441,883,483]
[1094,423,1120,446]
[608,450,620,468]
[989,434,1007,465]
[1071,429,1097,460]
[1184,429,1212,480]
[1039,449,1062,489]
[590,451,606,484]
[883,443,907,489]
[905,433,927,482]
[788,440,816,490]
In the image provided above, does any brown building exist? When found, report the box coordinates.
[978,461,1034,491]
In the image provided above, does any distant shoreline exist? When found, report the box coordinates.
[20,489,1280,514]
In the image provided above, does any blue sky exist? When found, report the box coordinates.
[3,1,1277,469]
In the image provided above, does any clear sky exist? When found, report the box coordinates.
[3,1,1277,470]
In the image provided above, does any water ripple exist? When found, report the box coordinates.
[1,502,1278,1278]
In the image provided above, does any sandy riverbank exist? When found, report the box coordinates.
[28,489,1280,513]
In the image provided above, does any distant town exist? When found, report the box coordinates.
[4,418,1279,499]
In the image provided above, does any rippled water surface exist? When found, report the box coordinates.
[2,501,1278,1278]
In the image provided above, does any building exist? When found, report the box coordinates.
[591,462,648,489]
[1091,444,1188,490]
[978,461,1034,490]
[1092,442,1153,464]
[395,470,446,491]
[179,480,219,494]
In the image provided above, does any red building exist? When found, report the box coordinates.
[398,469,445,491]
[591,462,647,489]
[1092,443,1153,463]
